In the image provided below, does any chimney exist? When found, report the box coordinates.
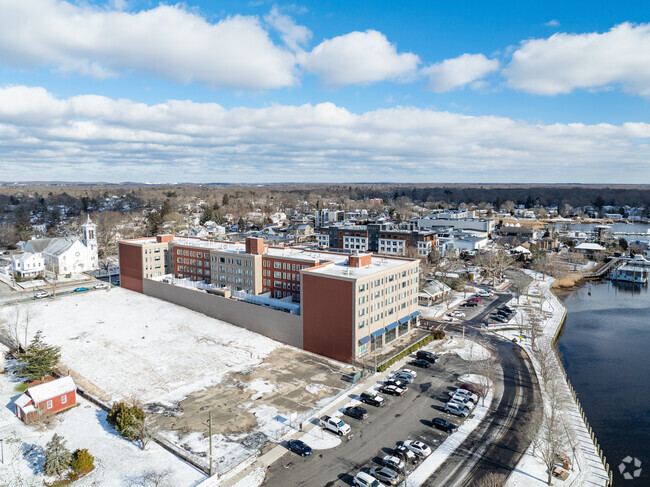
[156,234,174,243]
[349,253,372,268]
[246,237,264,255]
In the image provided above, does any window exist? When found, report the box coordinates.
[274,262,281,269]
[47,400,53,409]
[61,394,67,404]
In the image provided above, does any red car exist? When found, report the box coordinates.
[468,298,482,303]
[460,383,482,396]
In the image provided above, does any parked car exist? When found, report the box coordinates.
[408,359,431,368]
[461,301,478,307]
[394,444,419,464]
[432,417,458,433]
[449,394,475,410]
[397,368,417,378]
[287,439,312,457]
[344,406,368,420]
[449,311,465,318]
[94,282,108,289]
[34,291,50,299]
[353,471,385,487]
[490,314,509,323]
[498,305,514,313]
[319,415,351,436]
[381,455,405,472]
[497,309,514,317]
[415,350,438,363]
[460,382,482,396]
[449,388,478,403]
[360,392,386,407]
[384,379,409,388]
[390,374,413,384]
[402,440,432,458]
[468,298,482,303]
[73,287,89,292]
[379,385,406,396]
[368,467,400,485]
[444,402,470,417]
[477,290,493,297]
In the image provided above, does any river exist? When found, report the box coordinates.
[557,280,649,486]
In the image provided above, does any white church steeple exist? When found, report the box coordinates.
[82,215,98,270]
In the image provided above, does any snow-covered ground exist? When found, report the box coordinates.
[0,368,206,487]
[22,287,280,404]
[417,291,466,319]
[434,338,492,361]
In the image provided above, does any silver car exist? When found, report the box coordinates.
[368,466,400,485]
[444,402,470,417]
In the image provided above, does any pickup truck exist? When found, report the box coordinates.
[319,415,351,436]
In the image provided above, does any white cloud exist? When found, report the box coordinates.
[544,19,560,27]
[264,5,312,52]
[0,85,648,183]
[0,0,297,89]
[504,22,650,96]
[300,30,420,86]
[423,53,499,92]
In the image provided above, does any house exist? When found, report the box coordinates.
[418,280,451,306]
[11,252,45,277]
[14,376,77,423]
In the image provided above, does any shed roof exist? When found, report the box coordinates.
[27,376,76,404]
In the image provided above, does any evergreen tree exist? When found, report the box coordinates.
[222,194,230,206]
[237,217,247,232]
[146,211,164,235]
[43,434,71,477]
[17,331,61,382]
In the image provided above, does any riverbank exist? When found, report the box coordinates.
[503,271,610,487]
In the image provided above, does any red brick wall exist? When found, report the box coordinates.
[302,273,353,363]
[118,242,143,293]
[262,256,316,301]
[172,245,211,282]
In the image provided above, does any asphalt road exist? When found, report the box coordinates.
[423,327,538,486]
[263,353,486,487]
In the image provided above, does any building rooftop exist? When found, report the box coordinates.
[305,255,413,279]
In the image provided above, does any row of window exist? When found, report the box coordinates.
[264,260,310,271]
[176,249,207,258]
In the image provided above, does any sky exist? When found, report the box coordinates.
[0,0,649,184]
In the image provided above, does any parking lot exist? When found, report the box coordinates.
[262,352,495,487]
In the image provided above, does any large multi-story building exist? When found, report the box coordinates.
[118,235,421,363]
[319,223,437,257]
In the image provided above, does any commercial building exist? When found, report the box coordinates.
[415,212,494,237]
[319,223,437,257]
[118,235,421,363]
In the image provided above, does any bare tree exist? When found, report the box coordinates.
[474,471,508,487]
[139,468,173,487]
[475,356,498,407]
[124,415,157,451]
[479,250,513,287]
[511,274,529,304]
[0,304,37,351]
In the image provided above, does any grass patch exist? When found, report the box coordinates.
[14,383,27,393]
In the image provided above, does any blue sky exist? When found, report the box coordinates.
[0,0,648,183]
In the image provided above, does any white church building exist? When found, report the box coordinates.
[18,217,99,275]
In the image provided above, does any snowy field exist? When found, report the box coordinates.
[0,367,205,487]
[23,287,280,404]
[433,338,492,361]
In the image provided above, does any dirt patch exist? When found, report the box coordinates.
[148,347,348,437]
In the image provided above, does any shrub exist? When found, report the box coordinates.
[108,401,146,438]
[70,449,94,474]
[376,333,444,372]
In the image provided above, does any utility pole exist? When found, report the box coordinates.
[208,412,213,477]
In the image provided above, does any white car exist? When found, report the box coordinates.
[402,440,432,458]
[34,291,50,299]
[354,471,386,487]
[444,402,470,417]
[449,311,465,318]
[94,282,108,289]
[449,394,475,410]
[448,388,478,403]
[477,290,493,297]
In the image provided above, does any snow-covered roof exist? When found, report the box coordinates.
[43,237,80,256]
[27,376,76,404]
[575,243,606,251]
[511,246,532,254]
[14,393,32,409]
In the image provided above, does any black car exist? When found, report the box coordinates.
[432,417,458,433]
[497,309,514,317]
[498,305,514,313]
[416,350,438,363]
[287,439,312,457]
[344,406,368,420]
[384,379,408,388]
[490,314,508,323]
[359,392,386,407]
[409,359,431,368]
[461,301,478,307]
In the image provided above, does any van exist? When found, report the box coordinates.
[353,471,385,487]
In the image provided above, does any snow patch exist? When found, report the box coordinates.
[306,383,333,395]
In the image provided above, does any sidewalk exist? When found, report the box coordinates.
[503,271,610,487]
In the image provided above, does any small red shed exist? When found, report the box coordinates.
[14,376,77,423]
